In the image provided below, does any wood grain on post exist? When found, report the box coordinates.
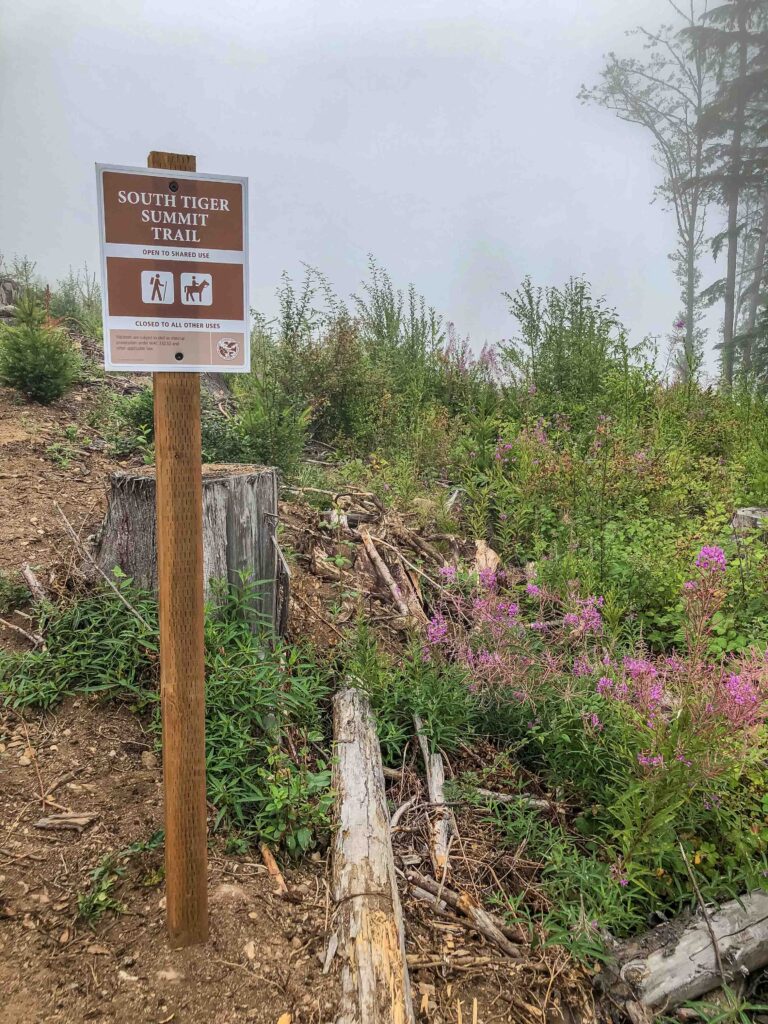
[149,150,209,947]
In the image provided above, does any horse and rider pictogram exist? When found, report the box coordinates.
[181,273,213,305]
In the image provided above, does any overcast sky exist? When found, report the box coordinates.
[2,0,712,358]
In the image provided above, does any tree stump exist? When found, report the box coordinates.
[732,507,768,533]
[95,465,282,632]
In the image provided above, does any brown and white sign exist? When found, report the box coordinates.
[96,164,249,372]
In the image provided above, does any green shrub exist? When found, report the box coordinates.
[0,293,80,403]
[105,386,256,465]
[49,264,103,340]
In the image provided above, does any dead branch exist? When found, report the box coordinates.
[0,617,44,647]
[22,564,47,604]
[414,715,455,878]
[406,871,526,956]
[260,842,289,898]
[359,527,423,622]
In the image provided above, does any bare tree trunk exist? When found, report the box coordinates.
[721,10,749,388]
[330,688,416,1024]
[742,192,768,373]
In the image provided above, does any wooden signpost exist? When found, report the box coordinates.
[96,151,250,947]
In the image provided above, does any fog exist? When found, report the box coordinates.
[1,0,701,356]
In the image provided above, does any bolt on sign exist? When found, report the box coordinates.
[96,164,249,372]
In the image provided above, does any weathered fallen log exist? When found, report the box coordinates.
[331,688,416,1024]
[615,890,768,1010]
[406,870,526,955]
[95,466,280,632]
[414,715,455,877]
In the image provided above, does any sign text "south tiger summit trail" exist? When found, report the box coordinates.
[96,164,250,373]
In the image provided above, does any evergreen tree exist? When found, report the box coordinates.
[685,0,768,383]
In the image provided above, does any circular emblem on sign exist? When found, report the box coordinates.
[217,337,239,361]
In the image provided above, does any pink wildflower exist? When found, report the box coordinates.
[478,567,498,590]
[426,614,448,645]
[695,546,726,572]
[637,751,664,768]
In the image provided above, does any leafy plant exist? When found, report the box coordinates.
[343,620,476,764]
[77,830,163,923]
[410,547,768,948]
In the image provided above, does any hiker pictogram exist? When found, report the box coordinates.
[140,270,174,304]
[181,272,213,305]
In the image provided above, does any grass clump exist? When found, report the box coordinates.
[342,621,477,764]
[0,570,27,615]
[0,578,333,856]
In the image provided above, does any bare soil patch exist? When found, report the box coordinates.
[0,697,338,1024]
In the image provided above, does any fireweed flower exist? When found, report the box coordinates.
[583,712,604,731]
[478,567,498,590]
[563,596,603,634]
[637,751,664,768]
[426,614,448,645]
[623,657,657,679]
[439,564,457,582]
[695,546,726,572]
[715,672,762,728]
[526,582,542,597]
[596,676,613,694]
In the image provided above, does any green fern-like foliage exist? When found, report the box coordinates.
[0,293,80,403]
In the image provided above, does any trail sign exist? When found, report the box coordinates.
[96,164,249,372]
